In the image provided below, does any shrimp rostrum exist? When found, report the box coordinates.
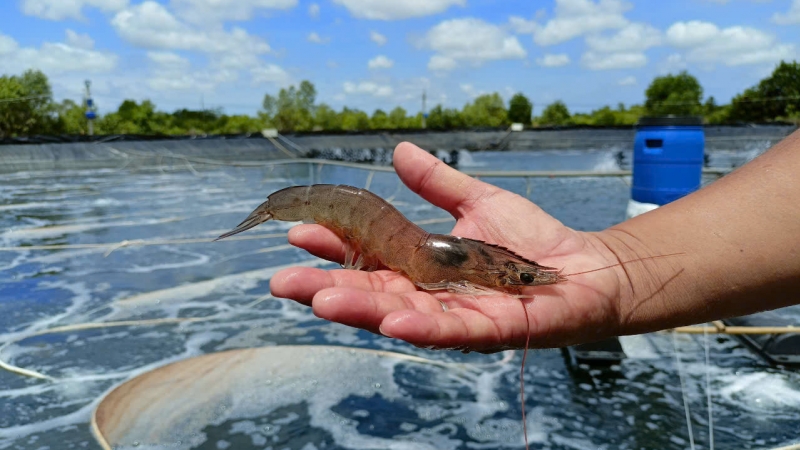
[216,184,566,296]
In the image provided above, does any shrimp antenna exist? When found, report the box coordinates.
[563,252,685,277]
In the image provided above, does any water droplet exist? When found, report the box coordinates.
[374,382,381,388]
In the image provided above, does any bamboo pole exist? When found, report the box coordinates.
[672,325,799,335]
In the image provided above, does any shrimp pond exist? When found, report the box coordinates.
[1,146,799,449]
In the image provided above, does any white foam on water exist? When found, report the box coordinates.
[2,217,183,240]
[590,151,621,172]
[456,150,484,167]
[90,198,122,207]
[125,248,210,273]
[0,399,97,442]
[0,202,55,211]
[115,259,325,308]
[0,281,95,342]
[716,371,800,413]
[0,252,30,272]
[222,352,462,450]
[0,330,227,445]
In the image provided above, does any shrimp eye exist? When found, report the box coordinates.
[519,273,534,284]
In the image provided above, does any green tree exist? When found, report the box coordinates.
[0,69,57,137]
[507,92,533,125]
[262,80,317,132]
[340,107,370,131]
[644,71,703,116]
[388,106,408,128]
[54,99,90,134]
[314,103,341,131]
[728,61,800,122]
[370,109,390,129]
[97,99,168,134]
[539,101,571,126]
[214,115,263,134]
[426,104,465,130]
[462,93,507,127]
[406,112,424,129]
[0,75,32,137]
[171,108,224,134]
[590,106,617,126]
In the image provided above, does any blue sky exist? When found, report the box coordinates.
[1,0,798,116]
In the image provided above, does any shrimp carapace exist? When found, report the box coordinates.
[216,184,565,294]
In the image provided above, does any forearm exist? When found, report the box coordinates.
[600,128,800,334]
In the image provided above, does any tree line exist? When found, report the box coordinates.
[1,61,799,138]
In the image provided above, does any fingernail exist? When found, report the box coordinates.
[378,325,394,338]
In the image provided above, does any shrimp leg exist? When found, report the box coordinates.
[416,281,534,299]
[416,281,503,296]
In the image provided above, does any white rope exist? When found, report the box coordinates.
[0,232,288,252]
[364,170,375,191]
[672,330,696,450]
[0,318,204,381]
[704,325,714,450]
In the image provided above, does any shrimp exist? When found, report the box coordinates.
[215,184,566,296]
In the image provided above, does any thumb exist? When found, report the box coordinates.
[392,142,496,217]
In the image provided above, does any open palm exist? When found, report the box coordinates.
[269,142,630,351]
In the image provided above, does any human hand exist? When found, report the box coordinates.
[270,142,637,351]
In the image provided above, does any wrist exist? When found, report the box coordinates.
[591,226,689,335]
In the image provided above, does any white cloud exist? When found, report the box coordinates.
[20,0,128,21]
[64,29,95,50]
[665,21,796,66]
[250,64,291,85]
[536,53,570,67]
[343,81,393,97]
[665,21,719,48]
[367,55,394,69]
[308,2,320,18]
[659,53,688,73]
[307,32,329,44]
[110,1,288,94]
[509,16,539,34]
[585,23,661,53]
[168,0,297,24]
[145,50,241,91]
[332,0,465,20]
[0,31,117,74]
[617,75,636,85]
[428,55,457,71]
[421,18,526,71]
[582,51,646,70]
[0,35,18,55]
[526,0,632,46]
[460,83,480,98]
[147,51,190,69]
[773,0,800,25]
[370,30,387,46]
[111,2,271,56]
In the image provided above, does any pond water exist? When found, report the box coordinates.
[0,146,798,449]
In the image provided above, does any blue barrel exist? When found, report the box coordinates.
[632,116,704,205]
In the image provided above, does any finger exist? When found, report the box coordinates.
[392,142,498,217]
[269,266,416,306]
[311,287,450,334]
[287,224,347,263]
[287,224,391,269]
[378,308,509,351]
